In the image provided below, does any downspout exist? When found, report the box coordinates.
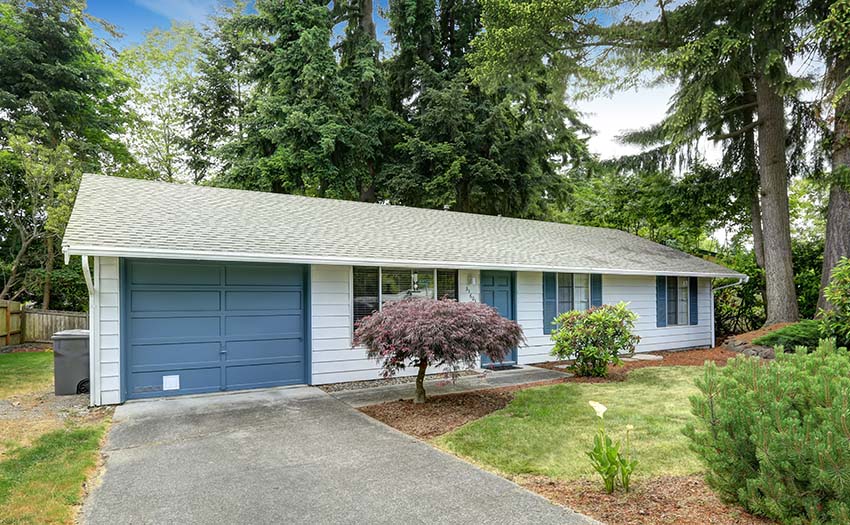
[711,276,749,347]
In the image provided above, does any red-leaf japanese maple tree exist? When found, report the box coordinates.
[353,298,525,403]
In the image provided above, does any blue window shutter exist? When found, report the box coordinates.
[543,273,557,335]
[590,274,602,307]
[656,276,667,327]
[689,277,699,325]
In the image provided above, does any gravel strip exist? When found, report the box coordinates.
[318,369,482,393]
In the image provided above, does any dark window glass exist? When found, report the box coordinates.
[666,276,678,325]
[353,267,379,329]
[437,270,458,300]
[557,273,573,313]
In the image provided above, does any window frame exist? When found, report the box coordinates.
[665,276,690,326]
[351,267,458,332]
[555,272,590,315]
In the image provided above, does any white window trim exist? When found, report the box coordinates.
[351,267,452,332]
[666,276,690,326]
[555,272,590,315]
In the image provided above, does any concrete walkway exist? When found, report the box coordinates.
[82,387,595,525]
[328,366,569,407]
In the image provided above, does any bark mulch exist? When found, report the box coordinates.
[728,323,792,344]
[358,378,565,440]
[519,475,774,525]
[535,346,739,383]
[361,348,740,439]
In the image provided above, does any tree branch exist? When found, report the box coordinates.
[710,119,761,141]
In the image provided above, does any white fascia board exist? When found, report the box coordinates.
[62,244,746,279]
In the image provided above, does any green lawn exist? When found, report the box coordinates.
[0,350,109,525]
[437,366,704,481]
[0,351,54,398]
[0,425,107,525]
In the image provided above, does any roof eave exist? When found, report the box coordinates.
[62,244,747,280]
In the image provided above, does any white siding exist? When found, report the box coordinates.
[310,265,465,384]
[516,272,551,365]
[91,256,121,406]
[515,272,713,365]
[603,274,712,353]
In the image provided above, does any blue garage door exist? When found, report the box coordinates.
[124,259,308,399]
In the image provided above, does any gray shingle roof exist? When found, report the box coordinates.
[62,174,744,278]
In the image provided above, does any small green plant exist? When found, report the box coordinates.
[820,257,850,347]
[751,319,821,350]
[618,425,637,492]
[551,302,640,377]
[586,401,638,493]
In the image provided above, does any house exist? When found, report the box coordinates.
[62,175,745,406]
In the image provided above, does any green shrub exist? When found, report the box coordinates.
[820,257,850,348]
[751,319,821,349]
[551,302,640,377]
[684,339,850,524]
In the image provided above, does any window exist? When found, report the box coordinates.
[666,276,689,326]
[557,273,573,312]
[678,277,689,325]
[352,267,459,330]
[353,267,379,328]
[557,273,589,314]
[573,273,590,312]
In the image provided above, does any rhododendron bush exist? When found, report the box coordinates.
[353,298,525,403]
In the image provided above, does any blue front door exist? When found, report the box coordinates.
[480,270,517,367]
[123,259,308,399]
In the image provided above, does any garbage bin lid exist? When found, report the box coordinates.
[52,329,90,339]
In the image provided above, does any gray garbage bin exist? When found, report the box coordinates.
[53,329,90,395]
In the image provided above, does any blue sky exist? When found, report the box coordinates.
[85,0,674,160]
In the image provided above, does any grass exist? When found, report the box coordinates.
[0,349,109,524]
[0,352,54,398]
[752,319,821,349]
[436,366,704,481]
[0,425,107,525]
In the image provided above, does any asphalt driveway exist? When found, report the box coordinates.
[82,387,596,525]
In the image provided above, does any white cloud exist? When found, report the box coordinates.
[135,0,216,24]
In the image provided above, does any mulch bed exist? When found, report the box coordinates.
[520,475,774,525]
[535,346,738,383]
[361,348,740,439]
[359,378,564,439]
[359,346,770,524]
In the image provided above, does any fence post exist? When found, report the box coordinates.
[4,305,9,346]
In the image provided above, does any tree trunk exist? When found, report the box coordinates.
[359,0,375,38]
[818,57,850,313]
[42,235,53,309]
[414,358,428,404]
[755,73,799,325]
[750,191,765,269]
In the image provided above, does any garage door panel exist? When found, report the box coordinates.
[130,342,221,367]
[226,338,304,362]
[225,290,301,311]
[130,261,221,286]
[125,260,307,399]
[224,314,301,337]
[226,361,304,389]
[132,290,221,312]
[225,265,302,286]
[131,316,221,341]
[131,367,222,397]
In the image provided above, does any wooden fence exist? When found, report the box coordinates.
[0,300,88,345]
[0,300,22,346]
[22,308,88,343]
